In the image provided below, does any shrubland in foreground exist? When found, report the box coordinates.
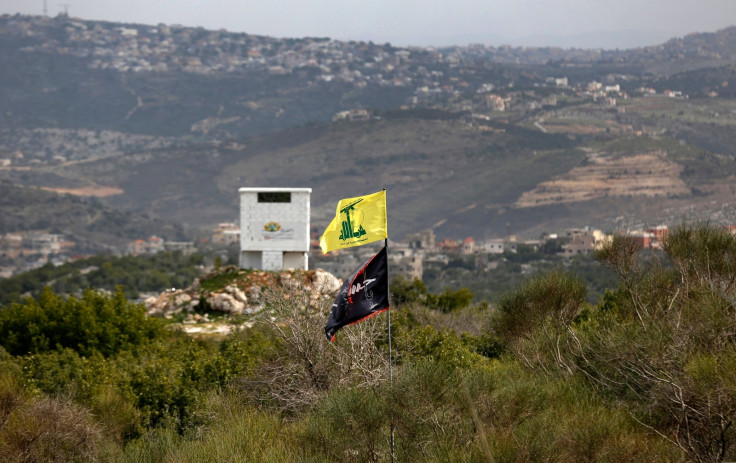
[1,224,735,462]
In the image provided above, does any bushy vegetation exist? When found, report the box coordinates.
[0,287,279,457]
[0,287,162,356]
[421,250,619,304]
[0,251,205,305]
[4,224,736,461]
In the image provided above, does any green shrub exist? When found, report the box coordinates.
[0,287,164,357]
[664,223,736,290]
[303,361,473,462]
[304,386,389,462]
[0,371,24,433]
[570,224,736,462]
[426,287,474,313]
[16,321,279,440]
[395,324,486,369]
[391,276,475,313]
[461,332,505,359]
[0,252,204,306]
[21,348,107,400]
[389,275,428,307]
[303,358,683,462]
[89,387,143,444]
[473,363,683,463]
[492,270,586,343]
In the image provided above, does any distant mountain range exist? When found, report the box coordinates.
[2,14,736,247]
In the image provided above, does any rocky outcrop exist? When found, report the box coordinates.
[145,290,197,317]
[206,284,249,314]
[144,267,342,318]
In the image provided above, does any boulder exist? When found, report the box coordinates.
[174,292,192,306]
[146,290,194,317]
[310,268,342,294]
[207,292,245,314]
[224,284,248,304]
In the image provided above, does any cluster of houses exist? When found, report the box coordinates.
[126,236,195,256]
[3,14,694,120]
[0,231,74,277]
[0,203,732,282]
[4,14,455,93]
[476,77,689,115]
[313,225,681,281]
[0,229,197,278]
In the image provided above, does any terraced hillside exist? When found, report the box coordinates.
[4,106,736,241]
[515,151,690,207]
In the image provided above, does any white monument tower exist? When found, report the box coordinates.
[238,187,311,271]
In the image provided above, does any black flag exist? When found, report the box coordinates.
[325,246,390,341]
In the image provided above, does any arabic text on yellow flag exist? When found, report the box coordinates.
[320,190,387,253]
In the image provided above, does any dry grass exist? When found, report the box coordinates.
[0,393,101,463]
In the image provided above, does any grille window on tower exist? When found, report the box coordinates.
[258,192,291,203]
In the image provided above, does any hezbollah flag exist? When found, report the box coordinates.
[319,190,387,254]
[325,246,389,341]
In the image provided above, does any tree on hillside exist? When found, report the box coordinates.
[564,226,736,462]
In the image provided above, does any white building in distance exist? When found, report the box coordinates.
[239,187,311,271]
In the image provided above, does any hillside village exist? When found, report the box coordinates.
[5,13,735,77]
[302,224,692,281]
[6,13,734,173]
[0,13,710,148]
[2,12,731,172]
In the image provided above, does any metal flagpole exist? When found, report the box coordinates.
[383,188,396,462]
[385,236,396,462]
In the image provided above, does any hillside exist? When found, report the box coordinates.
[3,14,736,463]
[3,15,736,144]
[1,111,582,237]
[0,181,190,252]
[4,105,736,240]
[3,15,736,241]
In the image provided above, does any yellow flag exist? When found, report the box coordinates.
[320,190,387,253]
